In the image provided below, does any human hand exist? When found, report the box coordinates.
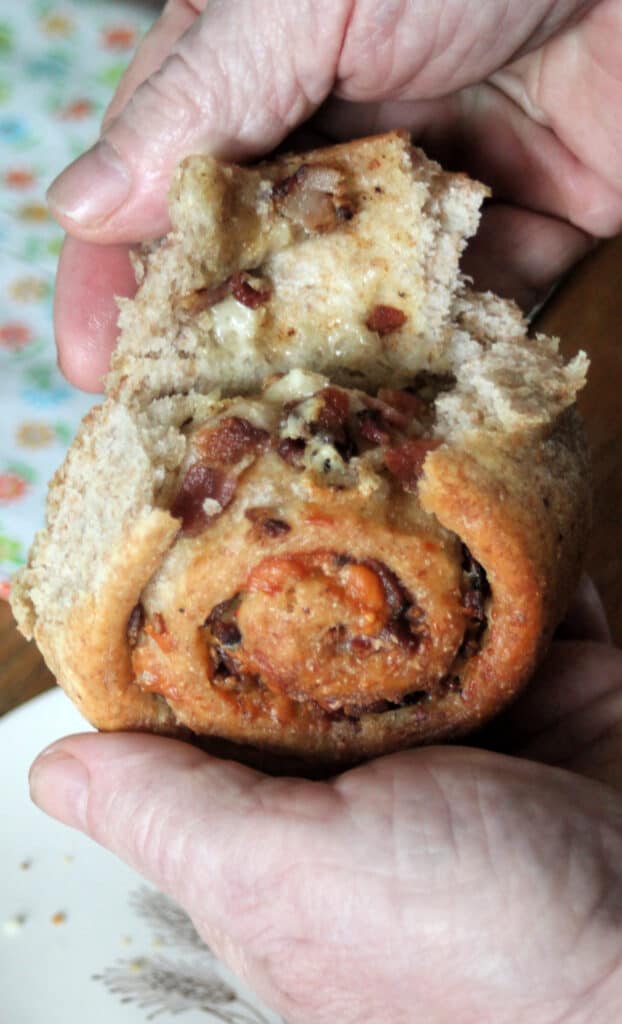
[49,0,622,390]
[29,580,622,1024]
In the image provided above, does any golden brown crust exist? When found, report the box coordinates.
[49,511,181,732]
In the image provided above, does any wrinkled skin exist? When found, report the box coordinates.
[49,0,622,389]
[35,3,622,1020]
[30,580,622,1023]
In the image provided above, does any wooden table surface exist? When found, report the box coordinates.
[1,237,621,717]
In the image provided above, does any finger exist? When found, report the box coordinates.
[54,236,136,391]
[46,0,601,244]
[28,731,345,1011]
[497,642,622,740]
[481,640,622,790]
[28,732,339,937]
[101,1,202,130]
[46,0,353,241]
[28,732,622,1020]
[554,575,612,645]
[514,642,622,789]
[462,202,594,311]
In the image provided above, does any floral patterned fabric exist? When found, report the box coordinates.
[0,0,154,599]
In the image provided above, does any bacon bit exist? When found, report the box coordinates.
[365,305,407,335]
[309,387,356,458]
[171,464,236,535]
[277,437,306,466]
[126,603,145,648]
[385,439,441,491]
[377,388,428,422]
[315,387,350,434]
[144,613,176,653]
[356,408,392,446]
[229,271,271,309]
[180,271,270,315]
[195,417,269,464]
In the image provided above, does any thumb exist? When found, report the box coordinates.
[46,0,351,242]
[27,731,346,1015]
[29,733,267,914]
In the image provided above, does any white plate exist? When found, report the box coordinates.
[0,688,283,1024]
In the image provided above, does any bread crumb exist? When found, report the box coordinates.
[50,911,67,926]
[19,859,32,871]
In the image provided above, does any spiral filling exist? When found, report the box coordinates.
[129,373,489,724]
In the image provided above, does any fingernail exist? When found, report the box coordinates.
[47,140,131,226]
[29,747,89,831]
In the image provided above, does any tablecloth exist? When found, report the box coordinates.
[0,0,154,599]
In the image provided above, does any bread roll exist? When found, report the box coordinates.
[11,133,589,769]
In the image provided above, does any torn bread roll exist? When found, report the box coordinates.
[107,130,488,403]
[11,132,590,769]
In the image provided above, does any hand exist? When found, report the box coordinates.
[29,580,622,1023]
[49,0,622,390]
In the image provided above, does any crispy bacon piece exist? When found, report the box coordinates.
[229,271,271,309]
[180,271,270,315]
[315,387,351,436]
[365,305,407,335]
[171,464,236,536]
[357,408,392,446]
[310,387,357,459]
[385,439,441,492]
[195,417,269,464]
